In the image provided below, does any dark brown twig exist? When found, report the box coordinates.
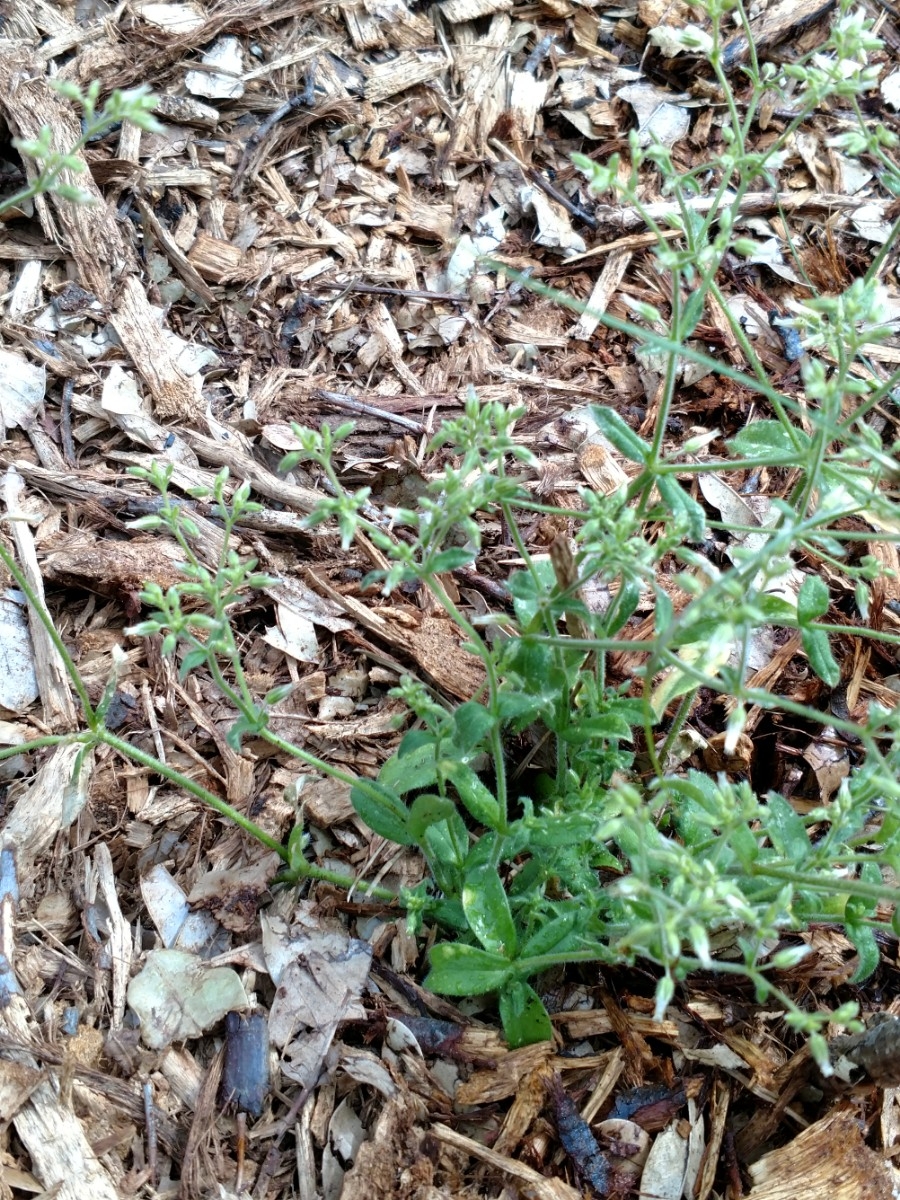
[231,59,318,196]
[451,565,510,605]
[143,1081,158,1188]
[315,279,468,304]
[315,389,428,434]
[59,379,76,467]
[524,166,599,230]
[489,138,598,230]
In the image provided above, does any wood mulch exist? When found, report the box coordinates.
[2,0,900,1196]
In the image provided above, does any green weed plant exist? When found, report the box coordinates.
[0,80,160,216]
[3,19,900,1069]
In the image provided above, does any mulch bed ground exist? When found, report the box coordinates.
[2,0,900,1196]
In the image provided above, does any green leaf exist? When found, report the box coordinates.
[61,745,91,828]
[519,910,579,959]
[179,649,208,678]
[651,633,731,716]
[526,812,602,847]
[846,861,882,920]
[846,922,880,983]
[429,547,476,573]
[755,593,798,623]
[380,740,438,795]
[443,762,501,829]
[801,627,841,687]
[608,697,649,726]
[765,795,810,860]
[503,637,551,682]
[421,809,469,893]
[655,587,674,635]
[589,406,650,464]
[263,684,294,707]
[589,843,624,870]
[607,578,641,634]
[559,713,634,744]
[664,772,719,809]
[462,863,517,955]
[498,981,553,1047]
[496,691,545,727]
[287,823,310,874]
[508,561,558,628]
[398,728,435,757]
[683,287,706,335]
[674,799,713,848]
[798,574,830,623]
[350,780,414,845]
[876,809,900,848]
[425,943,512,995]
[657,476,706,542]
[452,702,495,755]
[463,830,503,873]
[728,420,809,460]
[808,1032,830,1073]
[728,821,761,868]
[408,794,458,842]
[768,943,811,970]
[128,514,163,532]
[653,972,675,1020]
[226,712,265,751]
[502,644,574,728]
[423,897,469,931]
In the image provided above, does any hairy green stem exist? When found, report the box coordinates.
[279,856,399,900]
[748,862,899,905]
[97,728,289,858]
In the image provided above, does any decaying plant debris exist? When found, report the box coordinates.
[3,0,900,1197]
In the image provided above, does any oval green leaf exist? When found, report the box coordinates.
[424,943,512,995]
[350,780,414,845]
[443,762,501,829]
[590,405,650,464]
[728,420,809,460]
[498,981,553,1047]
[798,574,830,623]
[801,627,841,687]
[380,740,438,795]
[462,863,517,956]
[519,910,579,960]
[408,793,458,843]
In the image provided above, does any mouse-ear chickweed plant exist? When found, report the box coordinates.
[4,11,900,1068]
[0,80,160,217]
